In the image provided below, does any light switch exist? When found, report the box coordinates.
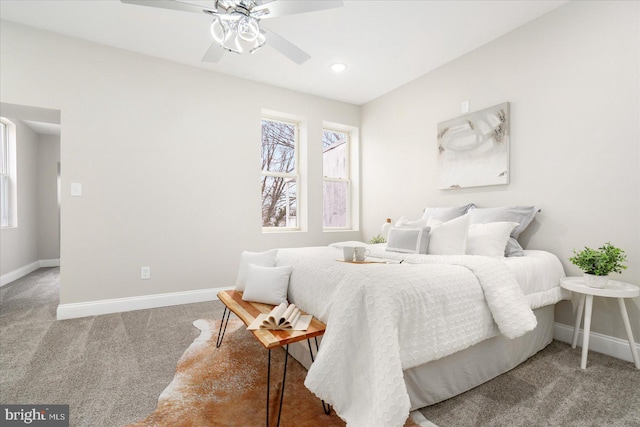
[461,100,470,113]
[71,183,83,197]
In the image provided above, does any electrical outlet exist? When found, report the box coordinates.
[461,100,470,113]
[141,266,151,280]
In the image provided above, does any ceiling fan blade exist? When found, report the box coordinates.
[202,41,226,63]
[262,26,310,65]
[256,0,343,19]
[120,0,208,14]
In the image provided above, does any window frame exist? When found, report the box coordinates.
[261,116,301,232]
[0,117,16,229]
[322,128,351,230]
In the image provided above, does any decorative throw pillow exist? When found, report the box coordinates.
[242,264,292,306]
[421,204,475,223]
[426,214,470,255]
[467,222,519,257]
[394,217,428,229]
[468,206,538,256]
[235,249,278,291]
[386,227,430,254]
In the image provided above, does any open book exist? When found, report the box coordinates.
[247,302,312,331]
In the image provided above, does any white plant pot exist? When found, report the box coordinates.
[583,273,609,288]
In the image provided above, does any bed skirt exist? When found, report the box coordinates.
[288,304,554,410]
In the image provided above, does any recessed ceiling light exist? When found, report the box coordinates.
[331,63,347,73]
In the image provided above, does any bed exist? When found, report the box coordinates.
[271,242,568,427]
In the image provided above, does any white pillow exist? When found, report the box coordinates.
[467,222,519,257]
[468,206,538,256]
[421,204,475,222]
[394,216,428,228]
[426,214,470,255]
[235,249,278,291]
[386,227,430,254]
[242,264,292,306]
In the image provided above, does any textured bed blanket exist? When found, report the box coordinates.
[277,245,537,427]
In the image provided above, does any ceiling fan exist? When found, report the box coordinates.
[121,0,343,64]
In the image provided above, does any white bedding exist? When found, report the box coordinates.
[275,244,567,427]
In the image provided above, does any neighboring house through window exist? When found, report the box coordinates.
[323,128,350,229]
[0,117,17,228]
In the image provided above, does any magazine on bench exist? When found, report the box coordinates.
[247,302,312,331]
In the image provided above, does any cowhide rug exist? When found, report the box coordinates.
[126,318,422,427]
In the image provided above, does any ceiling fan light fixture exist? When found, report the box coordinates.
[237,15,260,42]
[249,32,266,54]
[210,7,264,55]
[210,16,228,43]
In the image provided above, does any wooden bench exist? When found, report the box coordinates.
[216,290,329,427]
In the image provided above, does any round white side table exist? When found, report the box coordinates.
[560,277,640,370]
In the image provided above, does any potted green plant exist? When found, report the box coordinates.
[369,234,386,244]
[569,242,627,288]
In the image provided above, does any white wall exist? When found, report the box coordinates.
[37,134,60,261]
[0,119,40,275]
[0,21,361,305]
[361,1,639,341]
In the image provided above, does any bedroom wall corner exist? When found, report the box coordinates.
[360,0,639,344]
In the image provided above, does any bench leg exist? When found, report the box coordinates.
[216,306,231,348]
[266,346,290,427]
[307,337,331,415]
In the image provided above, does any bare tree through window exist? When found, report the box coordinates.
[261,119,298,227]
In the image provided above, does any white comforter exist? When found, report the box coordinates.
[276,244,549,427]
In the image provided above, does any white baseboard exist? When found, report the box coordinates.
[56,286,234,320]
[40,258,61,267]
[554,322,640,364]
[0,259,60,287]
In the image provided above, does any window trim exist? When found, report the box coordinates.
[261,116,301,232]
[0,117,17,229]
[322,128,352,230]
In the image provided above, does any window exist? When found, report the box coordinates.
[0,118,16,228]
[323,129,350,228]
[261,118,299,229]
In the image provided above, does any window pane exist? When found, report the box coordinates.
[323,180,348,228]
[261,175,297,227]
[262,119,296,173]
[322,130,347,179]
[0,175,8,227]
[0,122,7,174]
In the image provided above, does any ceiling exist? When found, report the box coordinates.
[0,0,567,105]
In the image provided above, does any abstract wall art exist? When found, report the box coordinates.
[437,102,510,189]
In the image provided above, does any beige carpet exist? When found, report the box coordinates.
[126,318,419,427]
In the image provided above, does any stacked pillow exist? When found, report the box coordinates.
[386,220,430,254]
[421,203,475,222]
[235,249,292,305]
[467,206,538,256]
[425,214,470,255]
[386,205,538,257]
[386,204,476,255]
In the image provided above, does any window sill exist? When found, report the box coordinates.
[262,228,303,234]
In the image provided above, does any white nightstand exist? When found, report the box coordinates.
[560,277,640,369]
